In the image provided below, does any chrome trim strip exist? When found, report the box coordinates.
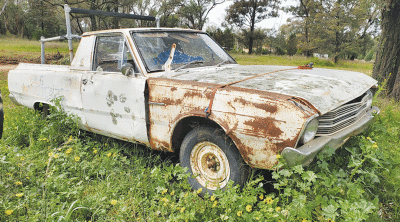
[148,102,166,106]
[316,91,370,136]
[294,114,319,148]
[282,106,380,167]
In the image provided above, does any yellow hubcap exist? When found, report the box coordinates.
[190,141,230,190]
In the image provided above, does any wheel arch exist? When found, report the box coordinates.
[171,115,232,153]
[33,101,51,112]
[33,101,53,118]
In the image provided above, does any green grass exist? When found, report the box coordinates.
[0,35,78,60]
[0,39,399,221]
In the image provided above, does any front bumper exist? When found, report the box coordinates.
[282,106,380,167]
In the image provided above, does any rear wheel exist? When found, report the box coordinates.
[179,127,249,194]
[38,103,50,119]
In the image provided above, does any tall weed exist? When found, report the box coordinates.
[1,101,398,221]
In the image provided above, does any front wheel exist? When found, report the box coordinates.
[179,127,249,194]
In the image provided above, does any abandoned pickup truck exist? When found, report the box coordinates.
[8,28,379,193]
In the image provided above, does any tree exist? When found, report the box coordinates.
[287,0,317,57]
[207,26,236,51]
[287,0,378,63]
[157,0,182,28]
[178,0,225,30]
[24,0,65,39]
[236,28,267,54]
[1,0,26,37]
[226,0,279,54]
[0,0,8,34]
[287,33,297,56]
[373,1,400,100]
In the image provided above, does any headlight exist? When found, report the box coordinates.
[365,90,373,108]
[299,117,319,144]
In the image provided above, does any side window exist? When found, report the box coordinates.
[93,35,136,72]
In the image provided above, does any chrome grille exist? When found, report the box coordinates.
[316,92,369,136]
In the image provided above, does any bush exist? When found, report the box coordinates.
[262,48,271,55]
[364,50,375,62]
[275,46,286,55]
[310,57,335,67]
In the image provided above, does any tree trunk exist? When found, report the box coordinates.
[248,2,257,55]
[300,0,311,57]
[112,0,119,29]
[248,24,254,55]
[373,1,400,101]
[90,0,97,31]
[304,24,311,57]
[334,0,341,64]
[334,30,340,64]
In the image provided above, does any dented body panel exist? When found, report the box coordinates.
[81,72,149,144]
[147,78,313,168]
[8,63,86,124]
[8,28,379,170]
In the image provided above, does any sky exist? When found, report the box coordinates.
[205,0,298,31]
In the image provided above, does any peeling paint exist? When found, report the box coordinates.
[119,94,127,103]
[110,109,122,125]
[106,90,117,107]
[172,65,377,115]
[147,77,312,169]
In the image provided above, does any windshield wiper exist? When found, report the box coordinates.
[216,60,229,67]
[174,60,204,72]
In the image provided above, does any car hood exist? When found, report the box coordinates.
[172,65,378,115]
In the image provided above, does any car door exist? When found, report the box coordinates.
[81,33,149,144]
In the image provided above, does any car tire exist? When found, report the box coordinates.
[179,127,249,194]
[41,103,50,119]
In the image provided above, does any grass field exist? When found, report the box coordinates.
[0,35,78,62]
[0,36,399,221]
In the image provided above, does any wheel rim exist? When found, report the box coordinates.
[190,141,230,190]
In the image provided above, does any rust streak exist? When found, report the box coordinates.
[243,117,283,139]
[291,96,320,114]
[149,138,171,151]
[183,90,206,99]
[228,133,254,164]
[226,85,292,101]
[233,97,278,114]
[206,67,298,116]
[157,97,182,106]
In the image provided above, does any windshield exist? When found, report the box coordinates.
[131,31,236,72]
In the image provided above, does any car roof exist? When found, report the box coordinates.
[82,27,205,36]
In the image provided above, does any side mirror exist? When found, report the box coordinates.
[121,63,134,76]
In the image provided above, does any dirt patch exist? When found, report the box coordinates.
[0,65,17,72]
[0,52,64,65]
[0,64,17,81]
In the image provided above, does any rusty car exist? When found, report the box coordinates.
[8,28,380,193]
